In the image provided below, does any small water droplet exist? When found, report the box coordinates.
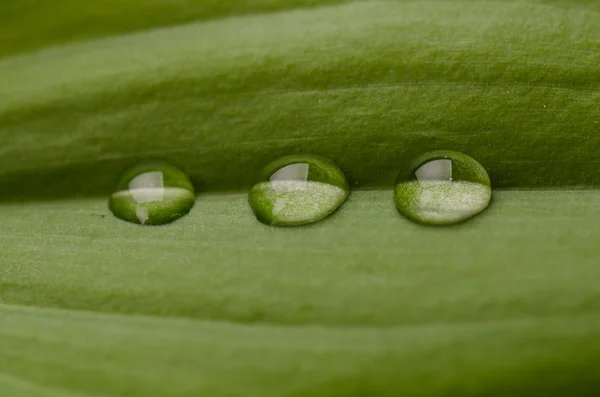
[109,161,195,225]
[248,155,349,226]
[394,151,491,225]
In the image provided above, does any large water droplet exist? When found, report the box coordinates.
[248,155,349,226]
[109,161,195,225]
[394,151,491,225]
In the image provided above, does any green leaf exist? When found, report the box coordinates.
[1,0,600,396]
[3,190,600,396]
[0,0,599,198]
[0,0,348,59]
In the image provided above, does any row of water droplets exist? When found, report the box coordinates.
[109,151,491,227]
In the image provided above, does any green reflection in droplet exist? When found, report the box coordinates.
[394,151,491,225]
[109,160,195,225]
[249,155,349,226]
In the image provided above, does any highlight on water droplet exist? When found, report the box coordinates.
[394,151,491,225]
[109,160,195,225]
[248,155,350,226]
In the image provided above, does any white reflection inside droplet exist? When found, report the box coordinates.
[270,163,309,182]
[270,163,310,215]
[415,159,452,181]
[128,171,165,202]
[136,205,149,225]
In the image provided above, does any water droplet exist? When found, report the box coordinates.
[394,151,491,225]
[248,155,349,226]
[109,161,195,225]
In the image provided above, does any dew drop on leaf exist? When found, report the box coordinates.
[248,155,349,226]
[109,161,195,225]
[394,151,491,225]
